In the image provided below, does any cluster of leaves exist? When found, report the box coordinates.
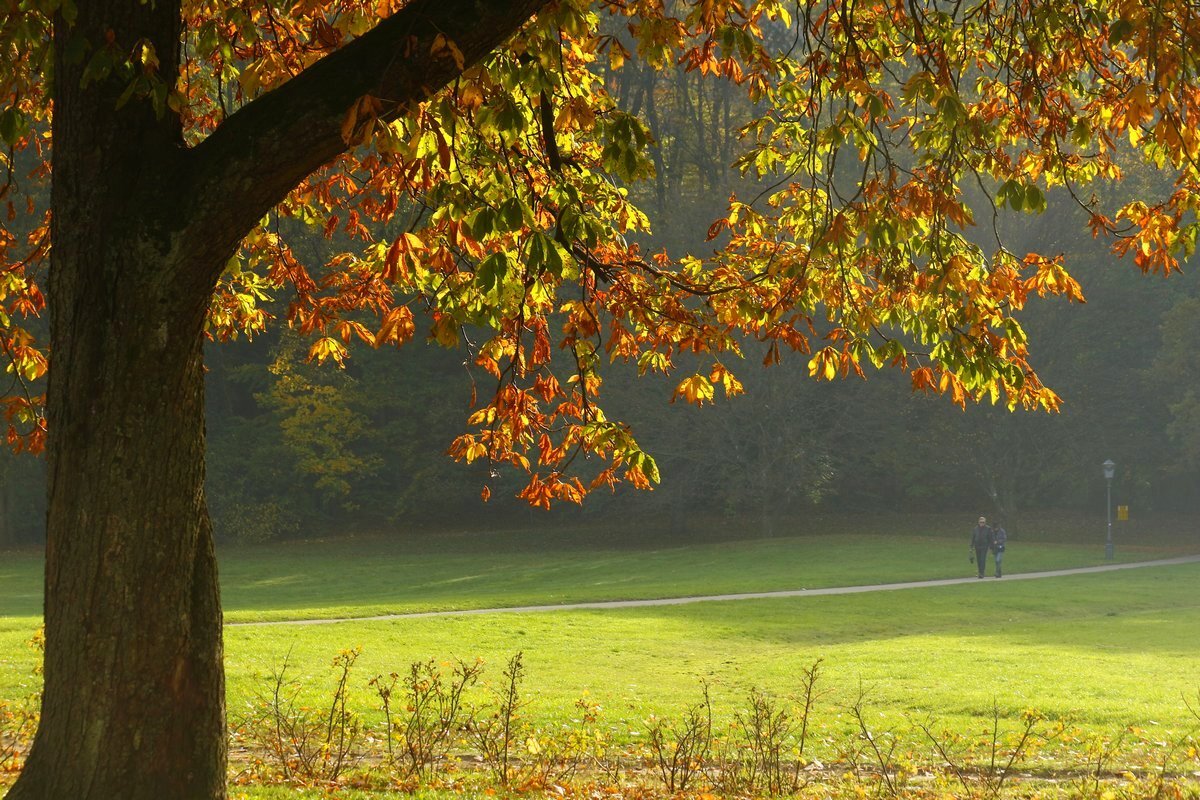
[2,0,1199,503]
[0,700,34,776]
[720,0,1200,415]
[0,3,52,454]
[0,628,43,776]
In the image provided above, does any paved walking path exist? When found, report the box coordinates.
[227,554,1200,627]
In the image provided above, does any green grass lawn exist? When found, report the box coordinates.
[209,564,1199,740]
[2,515,1189,623]
[3,522,1199,754]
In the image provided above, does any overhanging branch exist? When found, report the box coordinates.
[179,0,549,290]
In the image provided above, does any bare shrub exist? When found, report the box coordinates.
[0,700,34,774]
[708,662,822,797]
[467,653,606,789]
[0,629,44,775]
[646,683,714,793]
[713,689,798,796]
[920,702,1062,800]
[467,652,527,785]
[519,695,607,789]
[1070,730,1124,800]
[212,645,1200,799]
[381,657,482,780]
[844,686,910,799]
[239,647,363,782]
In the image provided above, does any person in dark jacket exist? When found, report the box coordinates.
[990,522,1007,578]
[970,516,992,578]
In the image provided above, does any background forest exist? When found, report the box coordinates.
[1,54,1197,548]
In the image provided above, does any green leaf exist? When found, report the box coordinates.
[528,232,564,277]
[0,107,28,146]
[936,93,964,123]
[475,252,509,295]
[467,207,496,239]
[869,219,897,247]
[1024,185,1046,214]
[495,95,527,140]
[621,148,639,181]
[630,450,661,484]
[1108,18,1134,45]
[559,206,583,240]
[63,29,88,65]
[498,198,525,231]
[902,71,935,104]
[1071,118,1092,147]
[997,179,1025,211]
[641,452,660,484]
[80,46,116,89]
[114,77,140,110]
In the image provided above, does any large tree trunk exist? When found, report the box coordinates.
[7,4,226,798]
[8,257,225,799]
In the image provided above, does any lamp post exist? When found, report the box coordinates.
[1103,459,1115,561]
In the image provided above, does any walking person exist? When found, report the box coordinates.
[970,516,992,579]
[991,521,1007,578]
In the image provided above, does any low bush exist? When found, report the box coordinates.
[376,657,481,781]
[223,647,1200,799]
[234,647,364,782]
[214,500,301,544]
[8,642,1198,798]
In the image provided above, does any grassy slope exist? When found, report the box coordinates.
[3,516,1188,622]
[3,525,1198,746]
[210,565,1200,738]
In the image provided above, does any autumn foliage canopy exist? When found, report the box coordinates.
[2,0,1198,505]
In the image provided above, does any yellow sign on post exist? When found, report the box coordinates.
[1117,505,1129,521]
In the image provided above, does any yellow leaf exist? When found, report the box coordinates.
[341,95,382,146]
[376,306,415,348]
[807,348,838,381]
[431,33,466,71]
[307,336,348,366]
[672,374,715,405]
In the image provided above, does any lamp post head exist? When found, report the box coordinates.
[1103,459,1115,480]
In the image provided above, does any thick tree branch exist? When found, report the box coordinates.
[178,0,548,290]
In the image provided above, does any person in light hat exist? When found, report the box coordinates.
[970,516,992,579]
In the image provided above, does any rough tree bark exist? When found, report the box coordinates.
[6,1,546,798]
[6,4,228,797]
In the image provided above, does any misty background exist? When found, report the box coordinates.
[1,54,1197,548]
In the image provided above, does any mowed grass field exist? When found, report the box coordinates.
[2,517,1199,752]
[3,515,1189,622]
